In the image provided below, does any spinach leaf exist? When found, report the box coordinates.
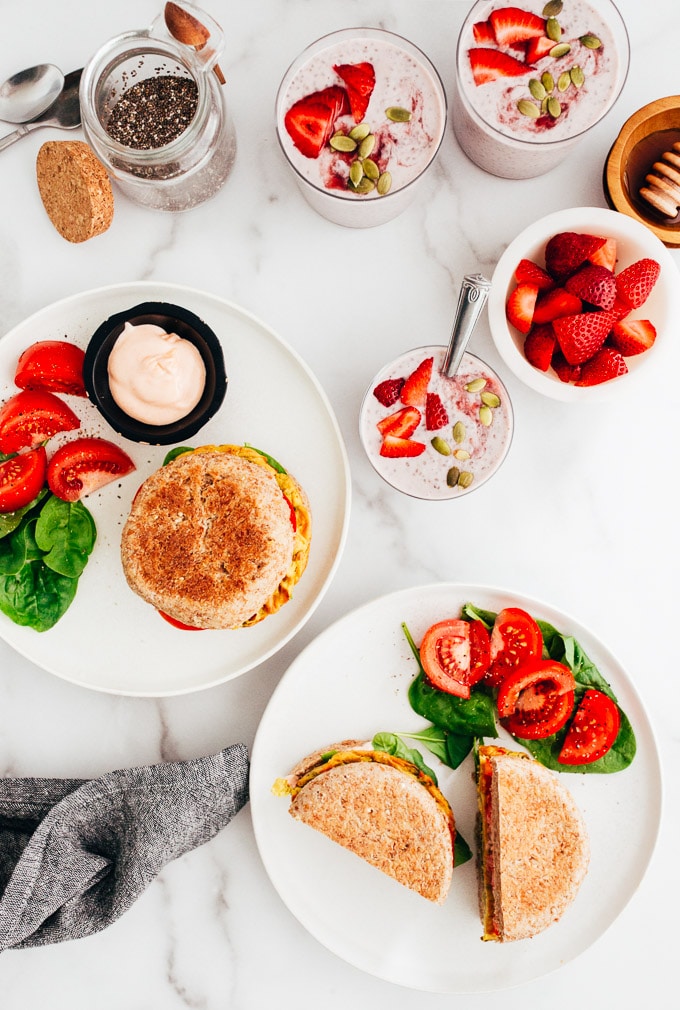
[519,706,636,774]
[0,561,78,631]
[244,444,287,474]
[163,446,194,466]
[35,496,97,578]
[461,602,496,630]
[538,619,617,697]
[0,517,44,575]
[0,487,49,540]
[372,732,438,784]
[388,726,474,770]
[454,833,473,868]
[409,672,497,738]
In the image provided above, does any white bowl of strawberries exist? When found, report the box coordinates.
[488,207,679,400]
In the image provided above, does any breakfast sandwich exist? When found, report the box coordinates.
[120,444,311,629]
[273,741,456,904]
[476,745,590,942]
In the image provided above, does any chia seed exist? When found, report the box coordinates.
[105,76,199,149]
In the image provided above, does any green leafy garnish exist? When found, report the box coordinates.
[244,443,287,474]
[162,446,194,466]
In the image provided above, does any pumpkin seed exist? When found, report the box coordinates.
[541,71,555,93]
[362,157,380,181]
[457,471,474,489]
[518,99,540,119]
[481,391,501,408]
[385,106,412,122]
[465,377,487,393]
[351,176,375,194]
[431,436,451,456]
[330,134,357,153]
[452,421,466,443]
[377,171,392,195]
[547,96,562,119]
[453,448,471,461]
[549,42,571,58]
[570,65,585,87]
[349,159,364,187]
[446,466,461,488]
[358,134,376,159]
[557,70,571,92]
[529,78,547,101]
[580,33,602,49]
[479,405,493,426]
[546,16,562,42]
[349,122,371,141]
[542,0,563,15]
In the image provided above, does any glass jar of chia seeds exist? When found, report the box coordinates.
[80,4,236,211]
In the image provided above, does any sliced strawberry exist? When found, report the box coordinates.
[608,319,657,356]
[532,287,582,324]
[588,237,617,272]
[425,392,449,430]
[380,434,426,458]
[615,258,661,309]
[564,264,617,311]
[575,347,628,386]
[506,282,538,334]
[526,35,556,63]
[545,231,607,281]
[284,86,348,158]
[609,295,632,321]
[333,62,375,123]
[377,405,421,438]
[551,351,582,383]
[489,6,545,47]
[514,258,554,291]
[401,357,433,407]
[373,377,405,406]
[468,48,530,86]
[473,19,496,44]
[553,311,615,365]
[524,324,555,371]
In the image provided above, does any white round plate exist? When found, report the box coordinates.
[0,282,351,696]
[250,583,662,993]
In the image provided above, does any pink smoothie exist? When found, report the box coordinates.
[453,0,629,179]
[276,29,446,227]
[360,345,513,500]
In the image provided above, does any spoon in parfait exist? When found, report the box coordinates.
[441,273,492,377]
[0,63,64,123]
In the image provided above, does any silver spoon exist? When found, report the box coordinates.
[441,273,491,376]
[0,68,82,154]
[0,63,64,123]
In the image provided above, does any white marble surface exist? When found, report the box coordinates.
[0,0,678,1005]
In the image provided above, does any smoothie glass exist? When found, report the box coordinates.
[452,0,629,179]
[275,28,447,227]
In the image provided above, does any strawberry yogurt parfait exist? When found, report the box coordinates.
[452,1,629,178]
[276,28,446,227]
[360,345,513,500]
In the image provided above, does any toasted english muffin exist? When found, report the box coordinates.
[121,446,311,629]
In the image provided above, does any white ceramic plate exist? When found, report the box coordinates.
[488,206,680,401]
[250,583,662,993]
[0,282,351,696]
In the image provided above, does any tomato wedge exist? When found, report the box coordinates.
[558,689,620,765]
[0,390,80,454]
[485,607,543,686]
[420,618,491,698]
[14,340,86,397]
[47,437,135,502]
[0,446,47,513]
[158,610,204,631]
[497,659,575,740]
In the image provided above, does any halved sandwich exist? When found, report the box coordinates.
[476,745,590,942]
[120,444,311,629]
[273,741,456,903]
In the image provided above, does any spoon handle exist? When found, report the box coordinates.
[441,273,491,377]
[0,123,33,153]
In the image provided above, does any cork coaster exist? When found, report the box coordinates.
[36,140,114,243]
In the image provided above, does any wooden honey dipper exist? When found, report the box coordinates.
[639,141,680,219]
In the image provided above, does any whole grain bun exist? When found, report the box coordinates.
[121,448,299,629]
[287,751,455,904]
[36,140,114,243]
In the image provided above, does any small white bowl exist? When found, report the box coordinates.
[488,206,680,401]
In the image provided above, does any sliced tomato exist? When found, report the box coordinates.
[158,610,204,631]
[420,618,491,699]
[47,437,135,502]
[282,493,297,532]
[0,390,80,454]
[0,446,47,513]
[558,689,620,765]
[497,659,575,740]
[485,607,543,686]
[14,340,86,397]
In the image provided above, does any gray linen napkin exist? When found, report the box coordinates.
[0,743,249,951]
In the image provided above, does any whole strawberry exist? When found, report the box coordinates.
[553,311,615,365]
[615,258,661,309]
